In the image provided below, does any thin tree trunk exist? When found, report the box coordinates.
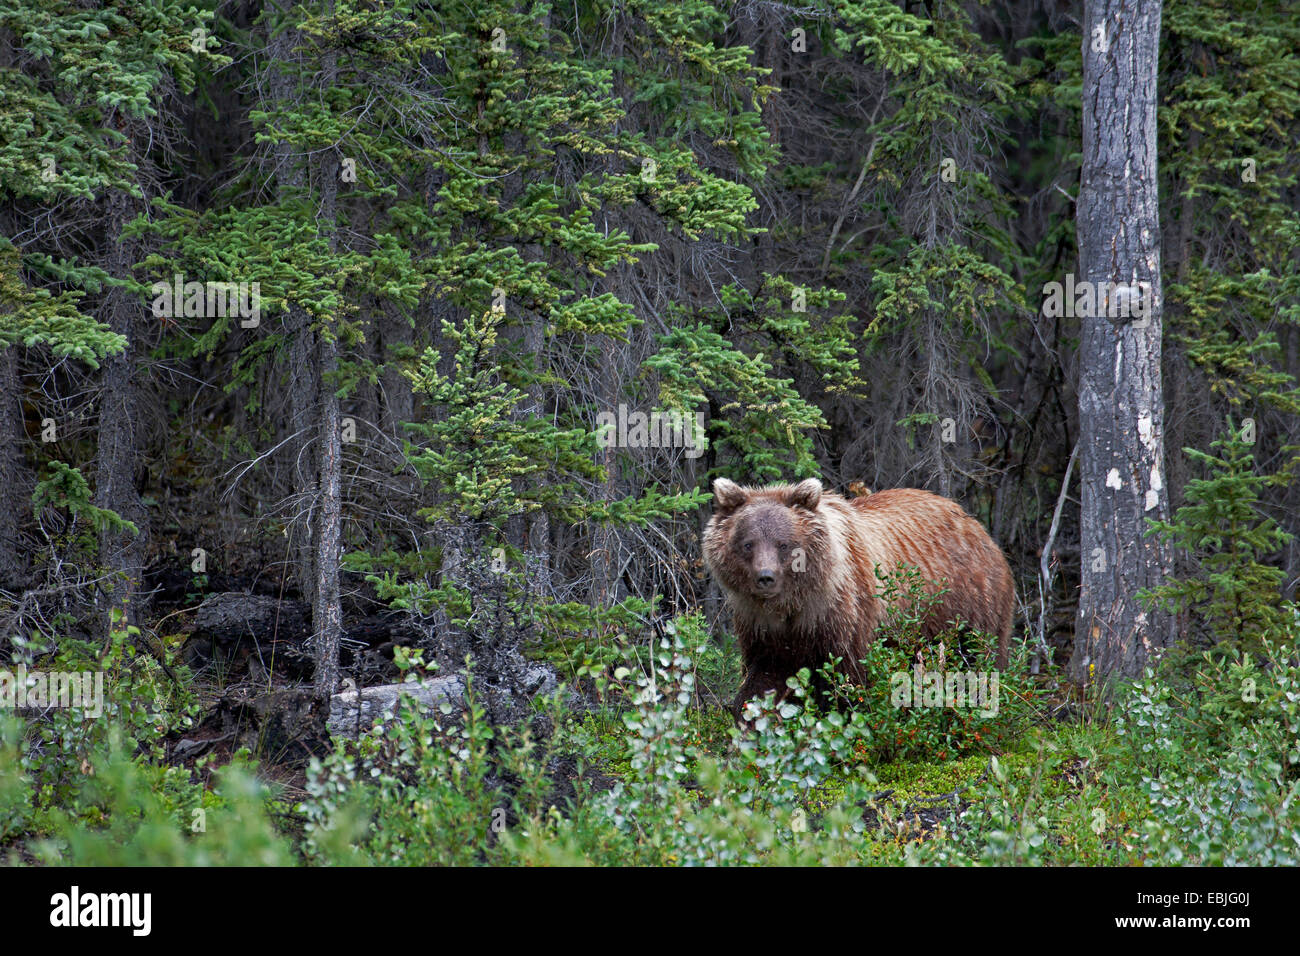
[287,314,319,609]
[311,37,343,699]
[521,306,552,601]
[589,332,619,608]
[0,35,26,592]
[313,327,343,697]
[264,10,343,696]
[267,23,319,610]
[95,182,146,630]
[0,345,31,590]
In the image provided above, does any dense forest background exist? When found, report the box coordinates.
[1,0,1299,866]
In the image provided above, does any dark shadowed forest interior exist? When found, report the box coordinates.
[1,0,1298,868]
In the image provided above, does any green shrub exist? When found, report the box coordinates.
[9,609,201,811]
[33,738,294,866]
[301,650,562,866]
[301,617,890,865]
[2,612,291,865]
[1142,420,1295,654]
[824,564,1045,764]
[510,619,882,865]
[1115,637,1300,864]
[0,717,32,853]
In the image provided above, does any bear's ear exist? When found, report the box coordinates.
[785,477,822,510]
[712,477,747,513]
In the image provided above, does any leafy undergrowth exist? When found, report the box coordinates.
[3,610,1299,865]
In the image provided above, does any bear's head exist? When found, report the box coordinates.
[704,477,825,605]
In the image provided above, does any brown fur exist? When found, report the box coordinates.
[703,477,1015,716]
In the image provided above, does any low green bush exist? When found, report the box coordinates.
[1115,638,1300,864]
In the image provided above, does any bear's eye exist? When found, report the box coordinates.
[742,541,753,554]
[777,542,790,555]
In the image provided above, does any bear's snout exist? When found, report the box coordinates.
[749,538,786,596]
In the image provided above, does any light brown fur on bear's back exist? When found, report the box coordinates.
[703,478,1015,718]
[849,489,1015,642]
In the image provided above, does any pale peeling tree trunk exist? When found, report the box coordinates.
[312,328,343,697]
[1071,0,1175,684]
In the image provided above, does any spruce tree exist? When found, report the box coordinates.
[1144,419,1295,651]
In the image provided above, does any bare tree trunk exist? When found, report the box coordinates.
[501,6,552,604]
[287,313,319,609]
[521,307,552,601]
[310,40,343,699]
[589,332,619,609]
[267,23,319,610]
[1071,0,1175,684]
[264,11,344,696]
[95,184,146,630]
[0,79,29,590]
[313,326,343,697]
[0,345,32,590]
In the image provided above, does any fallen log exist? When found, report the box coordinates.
[327,676,465,737]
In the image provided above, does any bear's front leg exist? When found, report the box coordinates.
[732,670,791,721]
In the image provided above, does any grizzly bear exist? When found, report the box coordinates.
[703,477,1014,717]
